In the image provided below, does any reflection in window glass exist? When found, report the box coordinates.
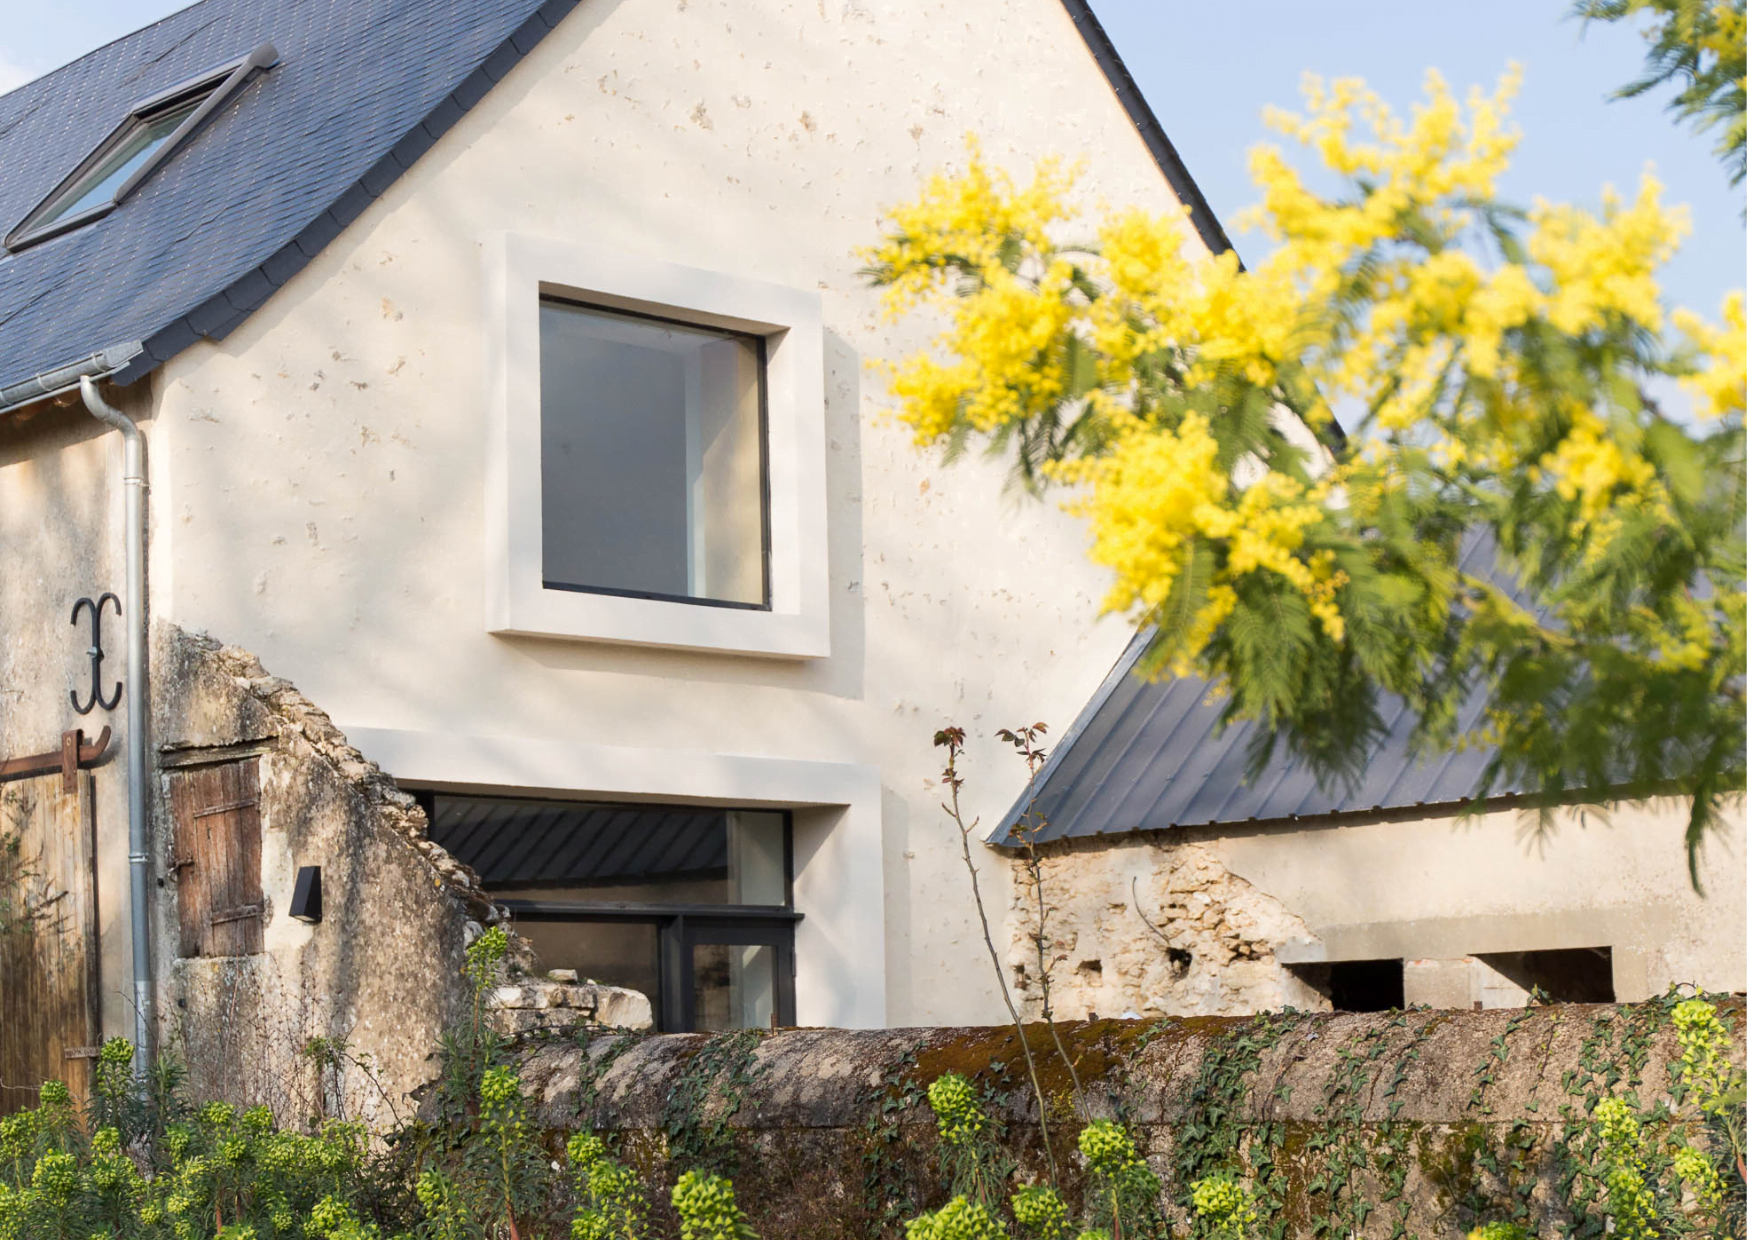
[514,919,664,1028]
[539,300,767,607]
[428,797,787,906]
[692,942,776,1032]
[727,811,786,905]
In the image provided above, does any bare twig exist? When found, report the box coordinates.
[934,727,1060,1185]
[1130,875,1174,952]
[1001,723,1087,1120]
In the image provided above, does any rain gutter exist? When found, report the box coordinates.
[0,344,144,419]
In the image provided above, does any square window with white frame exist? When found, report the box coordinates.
[539,299,770,609]
[485,233,829,657]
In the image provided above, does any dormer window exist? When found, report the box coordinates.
[6,43,276,251]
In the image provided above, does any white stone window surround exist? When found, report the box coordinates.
[345,725,886,1030]
[484,232,830,657]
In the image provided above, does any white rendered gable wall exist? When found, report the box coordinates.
[147,0,1204,1026]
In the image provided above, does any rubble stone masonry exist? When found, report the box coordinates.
[1006,834,1324,1020]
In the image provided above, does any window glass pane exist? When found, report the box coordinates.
[37,96,204,226]
[692,942,775,1031]
[428,796,788,907]
[727,811,786,905]
[539,300,766,606]
[514,919,662,1028]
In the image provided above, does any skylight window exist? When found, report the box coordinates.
[36,96,208,230]
[6,42,277,251]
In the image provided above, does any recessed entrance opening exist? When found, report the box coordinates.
[412,792,798,1032]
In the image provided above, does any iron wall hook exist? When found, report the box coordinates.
[70,593,123,715]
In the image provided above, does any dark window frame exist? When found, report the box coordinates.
[680,918,795,1033]
[412,791,799,1032]
[536,294,774,612]
[6,43,278,251]
[500,902,799,1032]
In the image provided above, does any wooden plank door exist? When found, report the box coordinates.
[168,760,264,958]
[0,771,100,1115]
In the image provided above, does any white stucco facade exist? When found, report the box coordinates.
[139,0,1186,1026]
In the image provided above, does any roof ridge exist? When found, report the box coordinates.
[1054,0,1238,263]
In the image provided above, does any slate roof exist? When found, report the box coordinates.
[0,0,1230,414]
[994,537,1524,845]
[0,0,579,408]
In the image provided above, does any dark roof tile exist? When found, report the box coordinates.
[511,14,551,55]
[257,243,304,286]
[0,0,576,398]
[388,125,437,170]
[185,292,237,336]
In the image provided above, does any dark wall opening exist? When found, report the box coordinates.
[1478,947,1615,1003]
[1328,958,1405,1011]
[1288,958,1406,1012]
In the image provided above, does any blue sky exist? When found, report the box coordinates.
[1085,0,1744,322]
[2,0,1741,316]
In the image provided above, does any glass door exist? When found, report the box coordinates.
[672,919,795,1031]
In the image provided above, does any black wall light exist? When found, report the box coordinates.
[289,866,322,924]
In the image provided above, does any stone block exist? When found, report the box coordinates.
[1403,957,1475,1009]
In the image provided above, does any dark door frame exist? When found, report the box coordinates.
[499,901,801,1032]
[670,916,796,1032]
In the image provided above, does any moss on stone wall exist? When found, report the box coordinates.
[510,997,1741,1239]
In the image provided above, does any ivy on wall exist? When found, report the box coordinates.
[560,994,1741,1239]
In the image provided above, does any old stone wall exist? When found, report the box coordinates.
[151,624,503,1125]
[1004,804,1748,1019]
[1007,835,1324,1020]
[488,975,653,1037]
[509,999,1743,1240]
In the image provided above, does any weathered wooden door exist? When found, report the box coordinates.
[0,771,100,1115]
[168,759,265,958]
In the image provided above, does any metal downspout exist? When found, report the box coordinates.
[78,376,153,1070]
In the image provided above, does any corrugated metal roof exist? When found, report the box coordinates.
[994,538,1523,845]
[0,0,578,402]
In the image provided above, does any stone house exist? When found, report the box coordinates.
[991,628,1745,1022]
[0,0,1739,1120]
